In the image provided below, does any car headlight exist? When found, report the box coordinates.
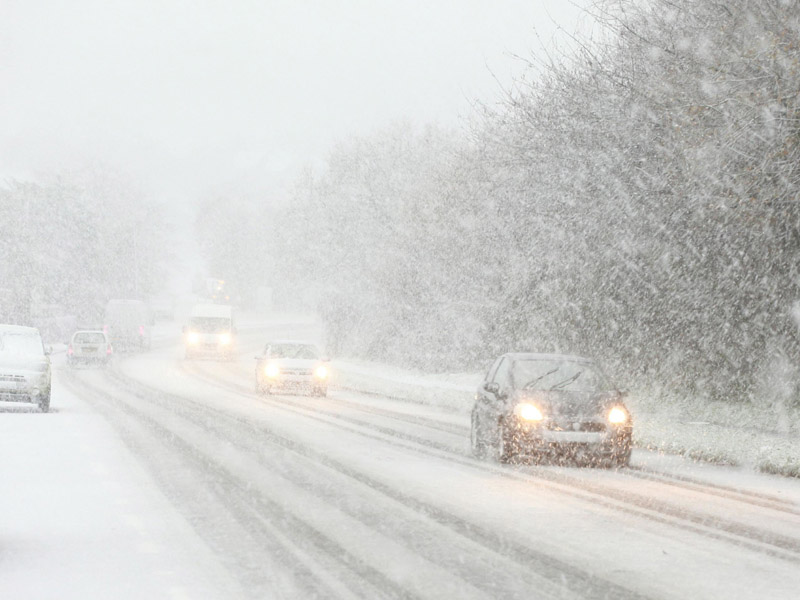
[187,331,200,344]
[608,406,628,424]
[265,363,280,378]
[314,365,328,379]
[219,333,231,345]
[514,403,543,421]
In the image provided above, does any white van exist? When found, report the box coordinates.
[183,304,236,359]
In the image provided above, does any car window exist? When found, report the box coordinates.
[492,357,511,386]
[74,332,106,344]
[266,344,320,360]
[510,359,611,392]
[484,357,502,381]
[190,317,230,333]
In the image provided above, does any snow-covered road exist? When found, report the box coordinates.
[3,320,800,599]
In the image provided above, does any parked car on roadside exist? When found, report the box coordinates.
[67,330,112,367]
[470,353,632,467]
[255,341,329,397]
[0,324,52,412]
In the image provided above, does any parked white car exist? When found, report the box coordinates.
[255,341,329,396]
[68,330,113,367]
[0,324,52,412]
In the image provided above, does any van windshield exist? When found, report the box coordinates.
[190,317,231,333]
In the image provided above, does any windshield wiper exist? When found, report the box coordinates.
[549,371,582,390]
[522,367,560,390]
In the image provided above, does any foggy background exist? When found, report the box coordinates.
[1,0,590,199]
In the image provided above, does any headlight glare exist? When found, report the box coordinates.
[219,333,231,345]
[265,363,280,378]
[187,331,200,345]
[515,403,543,421]
[608,406,628,424]
[314,365,328,379]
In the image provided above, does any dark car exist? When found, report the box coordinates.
[470,353,632,467]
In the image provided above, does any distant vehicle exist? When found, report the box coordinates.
[148,295,175,321]
[254,341,329,397]
[183,303,236,359]
[67,330,112,367]
[470,353,632,467]
[103,299,152,351]
[0,325,52,412]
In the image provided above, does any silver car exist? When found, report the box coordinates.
[255,341,330,397]
[68,330,113,367]
[0,325,52,412]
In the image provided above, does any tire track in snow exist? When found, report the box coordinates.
[99,364,653,600]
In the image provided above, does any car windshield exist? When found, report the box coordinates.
[190,317,230,333]
[511,359,611,392]
[0,332,44,356]
[74,332,105,344]
[266,343,320,360]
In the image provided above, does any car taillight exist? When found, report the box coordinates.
[138,325,144,336]
[67,344,73,356]
[103,325,108,333]
[106,344,113,355]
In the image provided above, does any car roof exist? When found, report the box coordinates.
[0,324,40,335]
[503,352,595,363]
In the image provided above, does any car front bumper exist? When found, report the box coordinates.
[508,420,631,457]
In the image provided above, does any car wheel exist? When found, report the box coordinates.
[470,413,487,459]
[39,390,51,413]
[612,446,631,468]
[495,421,515,464]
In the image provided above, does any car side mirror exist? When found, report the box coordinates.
[484,381,500,395]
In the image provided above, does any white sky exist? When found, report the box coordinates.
[1,0,591,202]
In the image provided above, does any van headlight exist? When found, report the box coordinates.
[219,333,231,345]
[187,331,200,345]
[314,365,328,379]
[265,363,280,378]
